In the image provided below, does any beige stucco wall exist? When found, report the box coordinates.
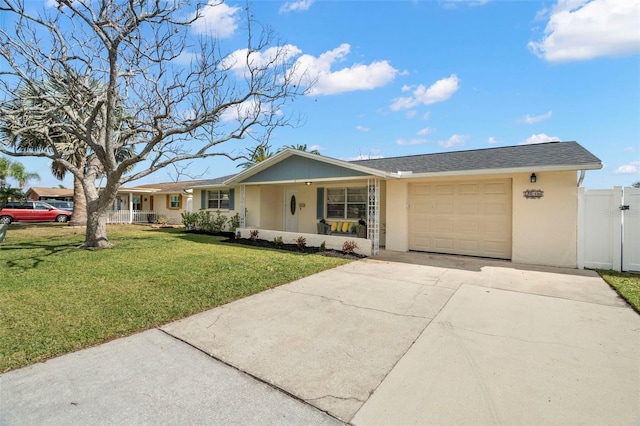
[384,172,579,268]
[511,171,578,268]
[385,180,409,252]
[190,188,239,231]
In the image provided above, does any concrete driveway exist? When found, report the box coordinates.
[2,251,639,425]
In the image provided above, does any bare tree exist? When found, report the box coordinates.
[0,0,307,247]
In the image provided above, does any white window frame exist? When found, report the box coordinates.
[207,190,230,210]
[326,187,367,220]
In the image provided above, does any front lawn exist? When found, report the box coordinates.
[597,269,640,312]
[0,224,350,372]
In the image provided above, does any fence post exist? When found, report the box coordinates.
[612,186,623,272]
[577,187,585,269]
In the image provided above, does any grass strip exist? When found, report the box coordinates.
[597,269,640,312]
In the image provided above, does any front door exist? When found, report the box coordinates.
[284,189,298,232]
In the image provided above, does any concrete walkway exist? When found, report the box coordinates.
[1,252,639,425]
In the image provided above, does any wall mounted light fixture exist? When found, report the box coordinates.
[530,173,537,183]
[305,181,312,186]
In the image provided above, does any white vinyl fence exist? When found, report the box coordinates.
[578,186,640,272]
[106,210,157,224]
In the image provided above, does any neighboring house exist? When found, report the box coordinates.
[25,187,74,201]
[113,180,207,224]
[186,141,601,268]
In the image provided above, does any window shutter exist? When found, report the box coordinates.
[316,187,324,219]
[229,188,235,210]
[201,190,206,210]
[165,195,170,209]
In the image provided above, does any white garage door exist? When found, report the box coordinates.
[409,179,512,259]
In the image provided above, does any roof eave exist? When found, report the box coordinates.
[390,163,603,179]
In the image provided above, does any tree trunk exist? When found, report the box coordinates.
[80,207,112,248]
[79,179,118,249]
[69,176,87,227]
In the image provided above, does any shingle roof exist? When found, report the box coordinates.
[182,174,237,188]
[351,141,601,174]
[26,187,74,197]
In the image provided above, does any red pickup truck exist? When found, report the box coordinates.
[0,201,73,224]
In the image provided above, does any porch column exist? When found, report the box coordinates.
[239,184,246,228]
[185,191,193,213]
[367,178,380,255]
[128,191,134,224]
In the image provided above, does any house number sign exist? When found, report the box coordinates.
[523,189,544,199]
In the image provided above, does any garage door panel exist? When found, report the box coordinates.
[459,203,479,214]
[409,179,512,259]
[435,184,454,195]
[485,182,508,194]
[483,202,508,215]
[459,184,479,195]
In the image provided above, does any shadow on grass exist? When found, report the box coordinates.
[1,241,77,270]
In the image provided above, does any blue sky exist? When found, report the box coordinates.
[12,0,640,189]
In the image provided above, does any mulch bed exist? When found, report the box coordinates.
[223,237,366,260]
[183,230,365,259]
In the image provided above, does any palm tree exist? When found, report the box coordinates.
[0,156,38,189]
[7,161,40,189]
[0,71,133,226]
[0,156,33,208]
[278,144,320,155]
[237,144,274,169]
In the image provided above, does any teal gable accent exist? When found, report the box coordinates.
[242,156,370,183]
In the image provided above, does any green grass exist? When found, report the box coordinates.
[597,269,640,312]
[0,224,350,372]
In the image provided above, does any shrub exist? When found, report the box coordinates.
[195,210,213,232]
[211,210,228,233]
[181,211,198,230]
[342,240,358,255]
[228,213,241,232]
[319,241,326,252]
[273,236,283,246]
[295,236,307,250]
[249,229,259,241]
[155,215,170,225]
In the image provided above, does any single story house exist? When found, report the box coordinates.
[25,187,74,201]
[112,180,207,224]
[185,141,601,268]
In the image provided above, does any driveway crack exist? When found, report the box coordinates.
[437,322,639,360]
[281,288,427,319]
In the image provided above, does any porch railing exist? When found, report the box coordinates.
[106,210,157,224]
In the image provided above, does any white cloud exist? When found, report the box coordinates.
[487,136,498,144]
[225,44,302,77]
[390,74,460,111]
[280,0,314,13]
[614,161,640,174]
[355,125,370,132]
[309,144,322,152]
[297,44,398,96]
[520,111,553,124]
[528,0,640,62]
[519,133,560,145]
[396,138,427,146]
[191,2,240,38]
[623,146,636,153]
[438,134,467,148]
[417,127,434,136]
